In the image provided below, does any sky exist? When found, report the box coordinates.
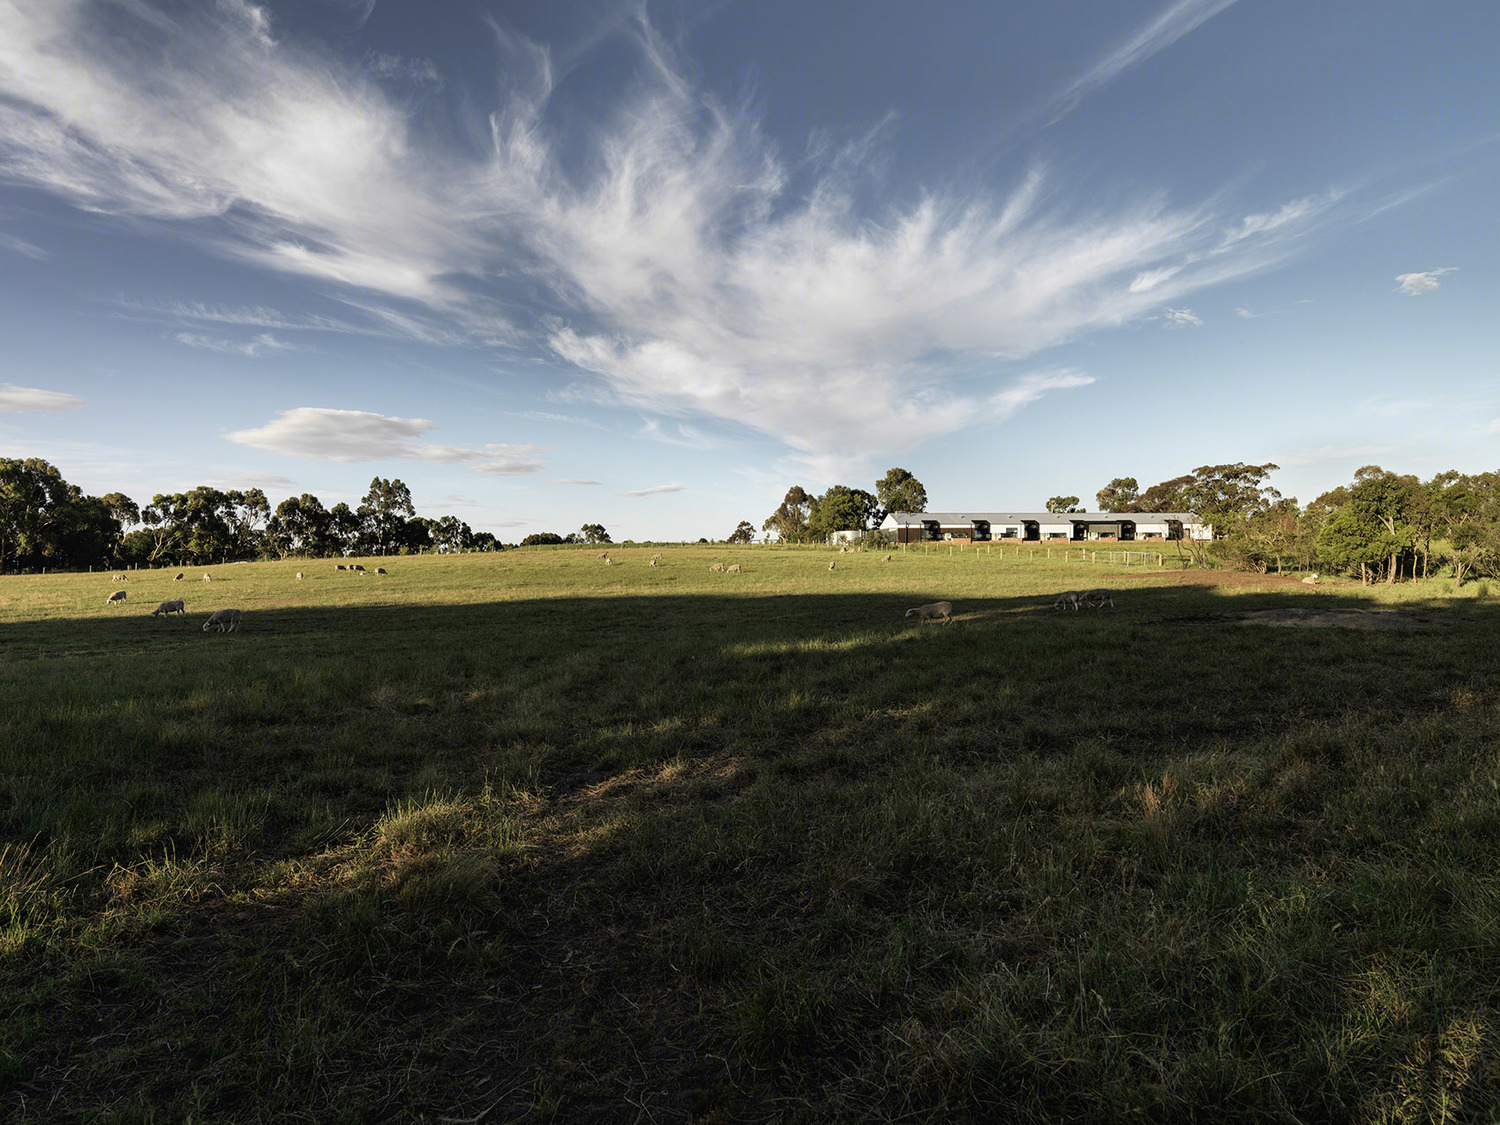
[0,0,1496,542]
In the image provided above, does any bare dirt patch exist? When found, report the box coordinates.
[1235,607,1432,630]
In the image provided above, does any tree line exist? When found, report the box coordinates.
[762,467,928,544]
[0,458,500,572]
[1089,463,1500,584]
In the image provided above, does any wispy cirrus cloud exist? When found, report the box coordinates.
[1042,0,1239,126]
[0,230,48,259]
[0,1,1363,474]
[174,331,291,355]
[0,383,85,412]
[1160,307,1203,328]
[623,483,685,497]
[1395,267,1457,295]
[226,407,547,474]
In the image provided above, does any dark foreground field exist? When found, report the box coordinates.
[3,549,1499,1122]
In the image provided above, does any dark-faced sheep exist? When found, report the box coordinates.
[151,599,185,617]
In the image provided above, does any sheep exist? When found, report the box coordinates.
[1053,590,1083,611]
[173,572,184,581]
[651,552,663,560]
[151,599,185,617]
[905,601,953,625]
[828,560,836,571]
[202,608,242,633]
[296,571,304,580]
[1081,588,1114,610]
[375,567,387,575]
[336,564,347,571]
[602,555,613,565]
[106,589,127,604]
[726,563,741,573]
[112,573,128,582]
[709,562,725,572]
[353,564,366,572]
[1301,573,1319,585]
[649,558,658,567]
[882,554,892,562]
[202,573,213,582]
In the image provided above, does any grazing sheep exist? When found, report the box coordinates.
[726,563,741,573]
[651,552,663,560]
[353,564,366,572]
[1082,588,1114,610]
[296,571,304,580]
[336,564,347,571]
[202,573,213,582]
[602,556,613,565]
[1302,573,1319,585]
[905,601,953,625]
[112,573,128,582]
[173,572,184,581]
[202,608,242,633]
[882,554,892,562]
[1053,590,1083,611]
[106,589,127,604]
[151,599,185,617]
[649,558,658,567]
[375,567,387,574]
[709,562,725,572]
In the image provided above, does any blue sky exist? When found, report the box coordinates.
[0,0,1495,541]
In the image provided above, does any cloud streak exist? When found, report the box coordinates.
[0,383,86,412]
[226,407,547,474]
[0,1,1352,473]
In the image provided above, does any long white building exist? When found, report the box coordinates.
[877,510,1211,544]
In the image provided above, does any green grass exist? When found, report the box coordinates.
[3,546,1499,1121]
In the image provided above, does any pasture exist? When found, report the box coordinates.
[2,546,1499,1122]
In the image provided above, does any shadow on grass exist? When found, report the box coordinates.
[5,583,1500,1120]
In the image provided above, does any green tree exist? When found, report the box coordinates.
[1095,477,1139,512]
[579,523,611,545]
[224,489,269,559]
[875,468,926,521]
[728,521,756,544]
[428,516,473,553]
[1045,496,1081,514]
[1135,474,1195,512]
[520,532,565,546]
[266,494,333,558]
[328,503,361,556]
[808,485,879,541]
[763,486,814,542]
[358,477,415,555]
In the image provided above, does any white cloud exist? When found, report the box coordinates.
[1234,306,1259,318]
[174,331,291,355]
[552,478,602,486]
[0,2,1366,474]
[1395,267,1457,295]
[0,383,85,412]
[0,231,48,259]
[623,483,685,497]
[226,407,547,473]
[1043,0,1239,125]
[1160,307,1203,328]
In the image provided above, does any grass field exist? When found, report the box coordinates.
[3,545,1499,1122]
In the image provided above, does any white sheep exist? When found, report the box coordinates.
[1082,588,1114,609]
[882,554,892,562]
[173,572,184,581]
[106,589,127,604]
[651,552,663,560]
[112,573,128,582]
[905,601,953,625]
[828,560,836,571]
[726,563,741,573]
[1302,573,1318,585]
[151,599,185,617]
[709,562,725,572]
[1053,590,1083,611]
[202,573,213,582]
[375,567,387,575]
[295,571,304,580]
[202,608,242,633]
[649,558,658,567]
